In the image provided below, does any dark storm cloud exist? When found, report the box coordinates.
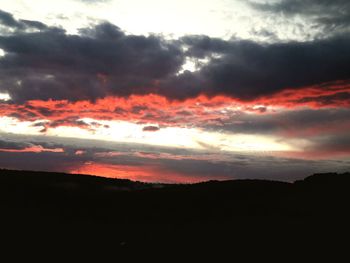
[181,35,350,99]
[250,0,350,32]
[0,9,23,29]
[1,9,350,102]
[0,139,31,150]
[307,133,350,153]
[0,9,48,31]
[142,126,160,132]
[204,108,350,136]
[0,13,184,102]
[0,137,66,153]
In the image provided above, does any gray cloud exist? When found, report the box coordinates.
[0,9,350,102]
[182,35,350,100]
[143,126,160,132]
[250,0,350,34]
[0,132,349,182]
[0,139,31,150]
[306,133,350,153]
[0,136,65,151]
[0,9,48,31]
[0,16,184,102]
[205,108,350,136]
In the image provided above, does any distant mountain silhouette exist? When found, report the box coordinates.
[0,169,349,257]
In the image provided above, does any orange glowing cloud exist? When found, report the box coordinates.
[0,145,64,153]
[0,80,349,133]
[69,161,228,183]
[255,80,350,109]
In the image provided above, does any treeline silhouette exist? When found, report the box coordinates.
[0,169,349,256]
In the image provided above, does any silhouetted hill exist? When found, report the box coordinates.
[0,169,349,257]
[1,169,349,221]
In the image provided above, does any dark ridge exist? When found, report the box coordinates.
[0,169,349,256]
[0,168,160,190]
[1,169,349,220]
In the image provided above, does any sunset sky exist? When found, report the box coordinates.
[0,0,349,183]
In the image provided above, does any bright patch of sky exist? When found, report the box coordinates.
[1,0,320,41]
[0,116,297,152]
[0,93,11,101]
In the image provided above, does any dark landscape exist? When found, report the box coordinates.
[1,1,350,258]
[1,169,349,257]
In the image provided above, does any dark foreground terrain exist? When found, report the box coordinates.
[0,169,349,258]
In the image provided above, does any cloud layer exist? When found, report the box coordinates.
[1,133,349,183]
[0,5,349,182]
[0,9,350,103]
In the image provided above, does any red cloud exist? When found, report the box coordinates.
[0,145,64,153]
[255,80,350,108]
[0,80,349,133]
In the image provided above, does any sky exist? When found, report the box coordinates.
[0,0,350,183]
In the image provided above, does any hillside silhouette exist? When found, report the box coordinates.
[0,169,349,257]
